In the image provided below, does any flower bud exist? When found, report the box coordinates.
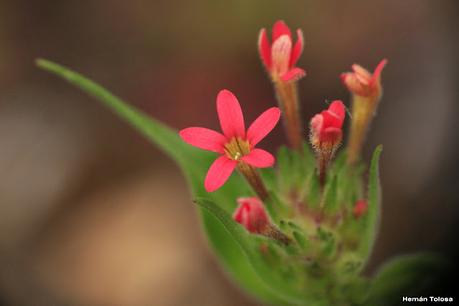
[309,100,346,186]
[353,200,368,218]
[310,100,346,153]
[233,197,269,233]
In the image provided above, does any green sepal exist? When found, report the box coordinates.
[356,145,383,270]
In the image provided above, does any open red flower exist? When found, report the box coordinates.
[179,90,281,192]
[310,100,346,151]
[233,197,269,234]
[341,59,388,98]
[258,20,306,82]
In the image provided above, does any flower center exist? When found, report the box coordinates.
[224,137,251,161]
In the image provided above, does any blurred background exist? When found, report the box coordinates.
[0,0,458,305]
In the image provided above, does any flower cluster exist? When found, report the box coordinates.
[180,19,386,239]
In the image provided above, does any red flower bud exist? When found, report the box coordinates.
[353,200,368,218]
[310,100,346,152]
[233,197,269,233]
[310,100,346,186]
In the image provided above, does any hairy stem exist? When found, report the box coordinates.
[274,80,303,151]
[238,162,269,201]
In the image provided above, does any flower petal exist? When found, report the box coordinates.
[179,127,226,153]
[204,156,237,192]
[328,100,345,123]
[272,20,292,41]
[322,109,342,129]
[371,58,388,84]
[341,72,367,96]
[258,28,271,69]
[247,107,281,146]
[352,64,371,79]
[280,67,306,82]
[289,29,304,67]
[241,149,275,168]
[216,89,246,138]
[271,35,292,76]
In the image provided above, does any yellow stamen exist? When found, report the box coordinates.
[224,137,251,161]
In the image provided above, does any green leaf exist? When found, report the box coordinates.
[366,253,449,306]
[36,59,294,305]
[357,145,382,269]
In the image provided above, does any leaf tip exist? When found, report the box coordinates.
[35,58,51,69]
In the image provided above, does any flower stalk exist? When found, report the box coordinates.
[237,162,269,201]
[274,80,303,151]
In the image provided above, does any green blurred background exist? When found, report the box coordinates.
[0,0,458,305]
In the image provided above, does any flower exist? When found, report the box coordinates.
[258,20,306,82]
[310,100,346,151]
[179,89,281,192]
[342,59,387,164]
[341,59,388,98]
[233,197,269,233]
[353,200,368,218]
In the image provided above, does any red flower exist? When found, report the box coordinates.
[310,100,346,151]
[353,200,368,218]
[341,59,388,98]
[179,90,281,192]
[233,197,269,233]
[258,20,306,82]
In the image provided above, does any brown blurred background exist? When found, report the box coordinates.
[0,0,458,305]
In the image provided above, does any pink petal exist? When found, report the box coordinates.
[179,127,226,153]
[271,35,292,76]
[258,28,271,69]
[310,114,323,134]
[355,72,370,85]
[289,29,304,67]
[280,67,306,82]
[341,72,367,96]
[204,156,237,192]
[351,64,371,79]
[328,100,345,122]
[322,109,343,129]
[371,58,388,84]
[272,20,292,41]
[241,149,275,168]
[216,89,246,138]
[247,107,281,146]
